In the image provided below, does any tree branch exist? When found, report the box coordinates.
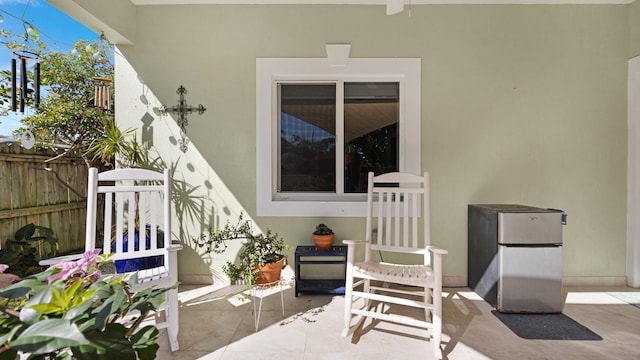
[31,165,85,199]
[43,144,78,164]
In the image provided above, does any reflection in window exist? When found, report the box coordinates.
[278,82,399,194]
[344,83,399,193]
[279,84,336,192]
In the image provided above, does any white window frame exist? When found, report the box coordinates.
[256,57,421,217]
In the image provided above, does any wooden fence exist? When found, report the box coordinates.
[0,143,88,255]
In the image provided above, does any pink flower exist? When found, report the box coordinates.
[47,261,80,283]
[76,249,102,270]
[0,264,20,287]
[47,249,103,283]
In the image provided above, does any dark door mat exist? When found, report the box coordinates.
[492,310,602,340]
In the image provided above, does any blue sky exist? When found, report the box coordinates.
[0,0,96,136]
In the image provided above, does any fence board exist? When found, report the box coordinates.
[0,143,88,255]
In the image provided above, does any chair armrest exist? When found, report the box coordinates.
[427,246,448,255]
[168,243,183,252]
[39,253,84,266]
[343,239,367,246]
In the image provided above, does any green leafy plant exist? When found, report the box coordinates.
[0,223,58,277]
[0,36,114,168]
[313,223,333,235]
[221,262,243,286]
[195,213,291,286]
[0,249,174,359]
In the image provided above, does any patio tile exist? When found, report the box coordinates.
[154,285,640,360]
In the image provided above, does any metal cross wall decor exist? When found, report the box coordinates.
[160,85,207,152]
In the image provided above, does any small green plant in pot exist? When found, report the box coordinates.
[196,213,291,286]
[313,223,334,251]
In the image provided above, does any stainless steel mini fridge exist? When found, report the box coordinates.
[468,204,566,313]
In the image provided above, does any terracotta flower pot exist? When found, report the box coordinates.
[313,234,335,251]
[255,255,285,285]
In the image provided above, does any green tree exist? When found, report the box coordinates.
[0,28,115,168]
[22,39,114,167]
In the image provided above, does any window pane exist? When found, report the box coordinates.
[279,84,336,192]
[344,82,399,193]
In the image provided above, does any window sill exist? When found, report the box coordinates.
[257,198,367,217]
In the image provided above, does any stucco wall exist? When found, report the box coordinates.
[631,0,640,58]
[113,4,629,285]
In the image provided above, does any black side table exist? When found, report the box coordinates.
[294,245,347,297]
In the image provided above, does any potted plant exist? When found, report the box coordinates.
[114,224,165,272]
[196,213,291,286]
[313,223,334,251]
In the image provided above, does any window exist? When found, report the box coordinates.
[278,82,399,196]
[257,58,421,217]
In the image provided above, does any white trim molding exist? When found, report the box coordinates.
[627,55,640,288]
[132,1,635,5]
[325,44,351,67]
[256,57,421,217]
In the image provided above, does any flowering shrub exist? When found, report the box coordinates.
[0,250,176,359]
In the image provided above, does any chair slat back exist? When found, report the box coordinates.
[86,167,171,272]
[366,171,430,257]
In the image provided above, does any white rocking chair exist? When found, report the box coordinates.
[42,167,182,351]
[342,171,447,359]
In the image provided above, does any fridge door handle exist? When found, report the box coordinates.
[547,208,568,225]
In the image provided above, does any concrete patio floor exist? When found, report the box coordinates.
[153,279,640,360]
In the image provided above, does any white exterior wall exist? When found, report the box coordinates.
[101,4,632,285]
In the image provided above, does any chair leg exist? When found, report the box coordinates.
[424,286,432,319]
[432,286,443,360]
[342,275,355,337]
[166,288,179,351]
[363,279,371,307]
[342,288,353,337]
